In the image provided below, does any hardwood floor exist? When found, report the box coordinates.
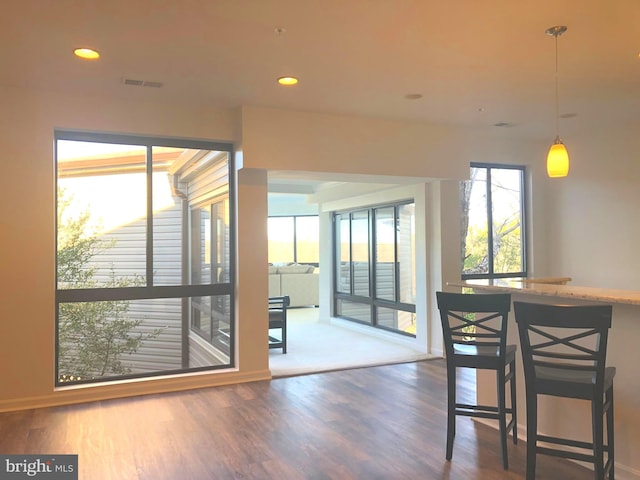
[0,359,592,479]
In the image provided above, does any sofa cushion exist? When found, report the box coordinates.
[280,272,319,307]
[278,264,311,274]
[268,274,281,297]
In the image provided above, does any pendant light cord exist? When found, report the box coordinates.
[554,34,559,139]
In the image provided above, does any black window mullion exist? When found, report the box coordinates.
[349,213,354,296]
[146,146,154,286]
[292,216,298,264]
[394,205,400,303]
[209,203,215,342]
[369,208,376,325]
[520,169,528,275]
[485,167,494,276]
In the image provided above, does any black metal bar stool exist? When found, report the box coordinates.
[436,291,517,469]
[514,302,615,480]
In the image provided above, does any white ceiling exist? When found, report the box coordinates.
[2,0,639,191]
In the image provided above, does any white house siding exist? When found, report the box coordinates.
[89,200,185,374]
[338,262,395,324]
[375,262,395,301]
[116,298,183,374]
[398,204,415,305]
[182,154,232,365]
[184,154,229,207]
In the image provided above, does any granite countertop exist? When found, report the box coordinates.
[446,278,640,306]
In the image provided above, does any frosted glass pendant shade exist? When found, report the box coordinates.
[547,138,569,178]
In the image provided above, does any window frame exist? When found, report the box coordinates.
[461,162,528,280]
[55,130,236,386]
[332,200,416,337]
[189,197,231,350]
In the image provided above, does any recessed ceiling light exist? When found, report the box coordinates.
[74,48,100,60]
[559,113,577,119]
[404,93,423,100]
[277,76,299,86]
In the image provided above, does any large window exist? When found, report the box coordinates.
[268,215,319,265]
[333,202,416,336]
[55,131,235,385]
[461,163,526,279]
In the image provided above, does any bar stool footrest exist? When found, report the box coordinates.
[538,434,593,451]
[536,435,612,464]
[455,403,514,421]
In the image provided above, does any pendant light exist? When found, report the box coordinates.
[545,25,569,178]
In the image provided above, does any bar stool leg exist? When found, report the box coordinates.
[509,360,517,444]
[526,394,537,480]
[446,365,456,460]
[497,367,508,469]
[606,386,614,480]
[592,397,604,480]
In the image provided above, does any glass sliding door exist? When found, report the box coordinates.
[191,206,212,285]
[333,201,416,336]
[351,210,370,297]
[189,197,231,352]
[335,213,351,294]
[375,207,396,302]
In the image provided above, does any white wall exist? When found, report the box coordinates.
[0,80,589,411]
[241,106,471,179]
[0,85,272,411]
[545,121,640,289]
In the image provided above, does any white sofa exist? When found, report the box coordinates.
[269,264,319,307]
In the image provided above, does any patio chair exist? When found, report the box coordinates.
[268,296,290,353]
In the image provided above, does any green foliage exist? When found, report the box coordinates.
[493,220,522,273]
[464,221,522,274]
[463,226,488,273]
[57,189,162,382]
[462,312,477,340]
[461,167,524,275]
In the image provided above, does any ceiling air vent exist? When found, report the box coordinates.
[121,77,164,88]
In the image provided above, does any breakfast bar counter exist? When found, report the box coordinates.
[446,279,640,479]
[450,277,640,306]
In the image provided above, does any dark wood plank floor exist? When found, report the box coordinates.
[0,359,592,479]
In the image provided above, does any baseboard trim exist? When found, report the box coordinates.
[472,417,640,480]
[0,369,272,413]
[271,354,437,378]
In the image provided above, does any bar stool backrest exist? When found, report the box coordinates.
[437,292,512,358]
[513,302,612,399]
